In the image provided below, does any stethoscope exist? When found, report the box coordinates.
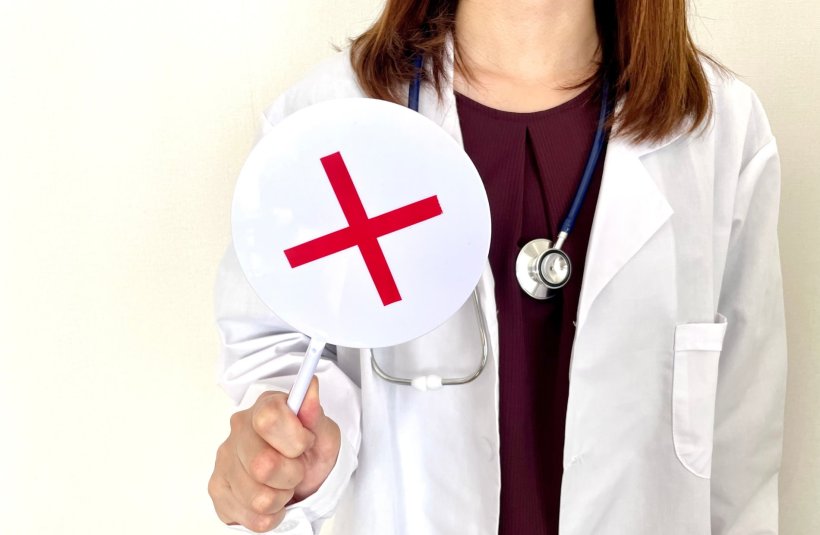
[516,77,610,299]
[371,55,610,390]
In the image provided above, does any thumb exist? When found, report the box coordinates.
[296,376,324,432]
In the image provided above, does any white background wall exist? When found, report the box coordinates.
[0,1,816,533]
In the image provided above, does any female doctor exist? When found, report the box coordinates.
[208,0,787,534]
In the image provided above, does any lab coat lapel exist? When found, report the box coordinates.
[575,137,674,330]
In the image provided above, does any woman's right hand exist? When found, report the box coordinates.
[208,377,342,533]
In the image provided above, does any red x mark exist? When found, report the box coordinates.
[284,151,443,306]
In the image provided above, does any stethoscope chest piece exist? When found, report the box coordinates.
[515,238,572,300]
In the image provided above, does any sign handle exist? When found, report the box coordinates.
[286,336,326,413]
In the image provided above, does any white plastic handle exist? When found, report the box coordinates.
[286,336,326,413]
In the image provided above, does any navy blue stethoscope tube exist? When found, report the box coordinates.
[407,54,424,113]
[407,55,610,239]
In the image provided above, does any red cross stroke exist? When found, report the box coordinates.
[283,151,443,306]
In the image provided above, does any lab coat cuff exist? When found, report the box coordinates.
[226,508,314,534]
[235,378,294,411]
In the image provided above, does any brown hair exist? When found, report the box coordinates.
[349,0,720,143]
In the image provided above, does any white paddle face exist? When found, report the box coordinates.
[232,98,490,348]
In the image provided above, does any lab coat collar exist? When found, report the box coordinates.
[423,34,676,331]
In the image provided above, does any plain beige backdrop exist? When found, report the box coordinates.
[0,1,817,533]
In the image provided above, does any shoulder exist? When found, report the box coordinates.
[641,58,777,181]
[698,58,776,166]
[260,47,364,131]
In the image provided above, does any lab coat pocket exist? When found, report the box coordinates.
[671,314,728,479]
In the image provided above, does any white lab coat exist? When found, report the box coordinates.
[214,39,787,535]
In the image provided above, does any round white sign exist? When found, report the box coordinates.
[232,98,490,349]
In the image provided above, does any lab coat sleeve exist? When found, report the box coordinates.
[213,113,362,533]
[711,99,787,533]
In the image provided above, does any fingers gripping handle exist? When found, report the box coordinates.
[286,336,326,413]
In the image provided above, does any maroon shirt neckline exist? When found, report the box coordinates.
[453,83,598,122]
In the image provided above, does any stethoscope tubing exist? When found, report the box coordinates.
[380,56,609,387]
[407,54,423,113]
[370,288,490,388]
[560,81,610,235]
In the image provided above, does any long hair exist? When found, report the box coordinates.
[349,0,719,143]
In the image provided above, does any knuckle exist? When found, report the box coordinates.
[280,487,295,507]
[257,390,285,403]
[215,441,230,464]
[213,502,234,526]
[248,512,280,533]
[215,510,233,526]
[229,410,246,432]
[207,475,221,501]
[249,450,279,483]
[291,459,306,485]
[289,434,310,456]
[207,478,233,524]
[271,509,287,528]
[252,404,282,436]
[295,432,315,455]
[276,459,304,489]
[249,488,277,515]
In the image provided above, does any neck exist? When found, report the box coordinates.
[453,0,600,109]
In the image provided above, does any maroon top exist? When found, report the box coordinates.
[455,85,607,535]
